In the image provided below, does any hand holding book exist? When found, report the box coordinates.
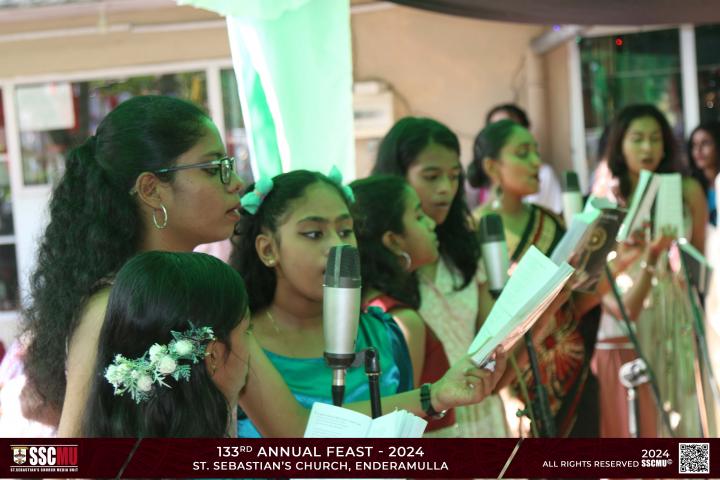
[430,348,508,412]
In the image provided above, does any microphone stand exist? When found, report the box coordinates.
[679,248,720,436]
[331,370,346,407]
[341,348,383,418]
[364,347,383,418]
[603,264,675,436]
[523,331,556,437]
[492,287,555,437]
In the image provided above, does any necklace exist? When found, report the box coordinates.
[265,309,281,334]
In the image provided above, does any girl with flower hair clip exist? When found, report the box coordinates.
[230,169,507,437]
[84,251,257,436]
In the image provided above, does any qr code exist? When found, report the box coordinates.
[679,442,710,474]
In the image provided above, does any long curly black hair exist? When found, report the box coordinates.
[372,117,479,290]
[23,95,210,411]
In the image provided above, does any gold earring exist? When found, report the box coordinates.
[152,204,168,229]
[399,251,412,271]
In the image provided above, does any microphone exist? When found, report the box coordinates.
[561,170,584,226]
[479,213,510,299]
[323,244,362,406]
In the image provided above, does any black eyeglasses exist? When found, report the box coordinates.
[154,156,236,185]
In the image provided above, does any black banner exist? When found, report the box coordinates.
[2,438,717,478]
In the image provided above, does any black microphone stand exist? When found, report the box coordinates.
[603,264,674,435]
[523,331,556,437]
[332,368,347,407]
[493,289,555,437]
[336,348,383,418]
[679,247,720,436]
[363,347,383,418]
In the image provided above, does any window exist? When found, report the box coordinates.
[221,68,253,184]
[2,63,250,314]
[0,92,19,311]
[579,29,684,164]
[16,72,207,186]
[695,25,720,124]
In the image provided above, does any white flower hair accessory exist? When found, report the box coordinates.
[104,324,216,404]
[327,165,355,203]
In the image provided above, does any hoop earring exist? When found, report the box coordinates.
[152,204,168,230]
[491,185,502,210]
[399,251,412,271]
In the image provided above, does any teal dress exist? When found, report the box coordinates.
[237,307,414,438]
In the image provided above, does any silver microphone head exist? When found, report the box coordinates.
[479,213,510,299]
[479,213,505,243]
[324,245,361,288]
[323,245,361,369]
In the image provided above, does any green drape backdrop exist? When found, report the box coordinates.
[179,0,355,180]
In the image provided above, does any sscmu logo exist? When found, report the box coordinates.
[12,446,26,465]
[10,445,78,473]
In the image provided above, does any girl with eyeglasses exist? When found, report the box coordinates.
[22,95,249,435]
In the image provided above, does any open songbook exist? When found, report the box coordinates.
[303,402,427,438]
[467,246,575,367]
[550,196,626,291]
[616,170,684,242]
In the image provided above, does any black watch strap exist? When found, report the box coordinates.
[420,383,447,419]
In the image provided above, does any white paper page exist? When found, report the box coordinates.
[365,411,400,438]
[467,247,574,365]
[482,262,573,361]
[506,264,572,323]
[400,412,428,438]
[654,173,684,240]
[550,209,601,265]
[402,412,427,438]
[365,410,427,438]
[303,402,371,438]
[617,169,660,241]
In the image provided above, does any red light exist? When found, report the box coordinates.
[615,38,623,46]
